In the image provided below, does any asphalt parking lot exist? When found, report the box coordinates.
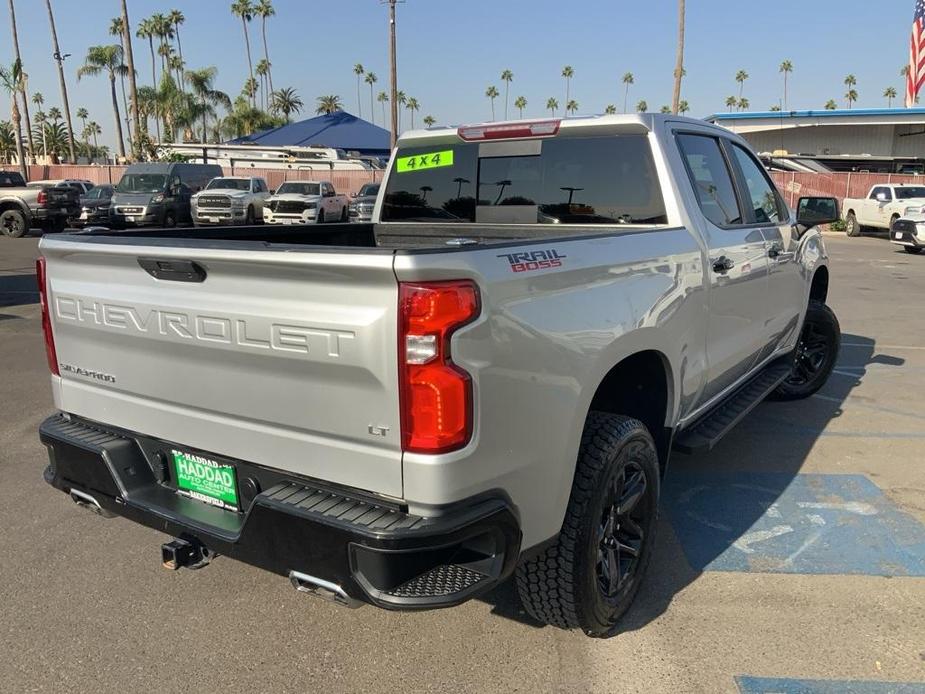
[1,231,923,693]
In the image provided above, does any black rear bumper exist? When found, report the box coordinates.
[891,220,921,247]
[40,414,521,610]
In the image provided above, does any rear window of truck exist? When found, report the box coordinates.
[381,135,667,225]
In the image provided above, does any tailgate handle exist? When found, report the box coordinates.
[138,257,207,283]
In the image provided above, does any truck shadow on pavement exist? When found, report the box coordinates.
[0,272,38,310]
[480,333,906,631]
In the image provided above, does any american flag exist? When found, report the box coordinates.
[907,0,925,107]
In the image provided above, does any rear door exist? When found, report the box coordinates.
[676,132,771,404]
[42,239,404,498]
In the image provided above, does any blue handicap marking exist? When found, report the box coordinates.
[663,472,925,576]
[736,676,925,693]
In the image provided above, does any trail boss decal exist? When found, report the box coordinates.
[498,249,567,273]
[396,150,454,173]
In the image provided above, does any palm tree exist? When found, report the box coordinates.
[47,106,61,123]
[315,94,342,115]
[34,109,48,160]
[353,63,364,117]
[779,60,793,110]
[168,9,185,87]
[365,72,377,124]
[514,96,527,118]
[621,72,634,113]
[824,99,838,110]
[135,18,161,143]
[604,104,617,115]
[109,17,133,145]
[377,90,388,125]
[735,69,749,98]
[546,97,558,116]
[660,105,672,114]
[270,87,302,122]
[736,97,748,112]
[396,91,406,130]
[725,95,737,112]
[120,0,142,157]
[76,106,89,155]
[255,0,275,94]
[231,0,256,106]
[34,120,69,162]
[255,59,270,110]
[85,119,101,154]
[884,86,898,108]
[678,100,690,114]
[845,89,858,109]
[406,97,420,129]
[186,67,231,142]
[77,45,127,159]
[150,13,174,80]
[7,0,36,163]
[169,55,185,91]
[423,115,435,127]
[501,69,513,119]
[0,60,27,179]
[31,94,45,158]
[636,100,648,113]
[485,85,499,120]
[32,92,44,111]
[901,65,910,79]
[561,65,574,107]
[0,121,16,164]
[672,0,685,114]
[770,105,781,112]
[44,0,77,161]
[566,99,579,117]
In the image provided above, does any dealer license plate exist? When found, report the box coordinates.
[125,215,135,222]
[172,449,239,511]
[895,232,903,239]
[209,216,219,223]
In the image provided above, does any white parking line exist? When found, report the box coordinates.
[841,343,925,351]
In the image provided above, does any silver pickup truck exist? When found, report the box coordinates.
[36,115,840,637]
[0,171,81,237]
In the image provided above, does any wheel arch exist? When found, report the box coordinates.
[809,265,829,304]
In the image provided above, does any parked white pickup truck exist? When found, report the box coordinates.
[842,184,925,236]
[263,180,348,225]
[191,176,271,226]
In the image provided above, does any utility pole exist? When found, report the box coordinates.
[388,0,399,149]
[45,0,77,162]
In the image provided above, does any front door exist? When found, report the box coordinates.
[676,132,771,405]
[727,142,804,358]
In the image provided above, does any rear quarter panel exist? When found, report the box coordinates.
[395,228,707,548]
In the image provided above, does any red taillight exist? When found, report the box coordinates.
[36,257,59,375]
[399,281,480,454]
[457,119,560,141]
[36,189,47,206]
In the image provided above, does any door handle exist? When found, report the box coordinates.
[712,256,734,273]
[767,243,794,262]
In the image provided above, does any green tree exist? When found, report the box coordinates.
[365,72,377,124]
[604,104,617,115]
[546,97,558,116]
[824,99,838,110]
[270,86,303,122]
[725,95,737,111]
[186,67,231,142]
[485,85,499,120]
[845,89,858,109]
[47,106,62,123]
[0,121,15,164]
[168,10,185,86]
[636,100,648,113]
[315,94,343,115]
[736,97,748,112]
[660,105,672,114]
[406,96,420,129]
[0,60,28,179]
[255,59,270,110]
[7,0,36,162]
[884,86,898,108]
[779,60,793,110]
[353,63,365,117]
[231,0,256,106]
[566,99,579,117]
[84,119,101,154]
[76,106,89,155]
[109,17,133,145]
[770,105,781,112]
[678,100,690,114]
[735,69,749,98]
[501,69,513,119]
[622,72,634,113]
[423,115,435,127]
[255,1,275,94]
[377,90,388,125]
[396,91,406,130]
[514,95,527,118]
[34,109,48,160]
[77,44,128,159]
[561,65,574,107]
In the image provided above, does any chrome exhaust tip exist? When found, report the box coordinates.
[69,489,116,518]
[288,570,362,608]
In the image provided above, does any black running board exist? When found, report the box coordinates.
[673,360,791,454]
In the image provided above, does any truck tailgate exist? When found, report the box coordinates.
[41,239,403,498]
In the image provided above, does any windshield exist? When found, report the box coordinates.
[358,183,380,197]
[277,182,320,196]
[381,135,667,224]
[895,187,925,200]
[116,173,167,194]
[207,178,251,191]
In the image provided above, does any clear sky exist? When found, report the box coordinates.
[2,0,919,148]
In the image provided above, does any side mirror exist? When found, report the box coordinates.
[876,192,889,203]
[796,196,840,229]
[269,189,276,195]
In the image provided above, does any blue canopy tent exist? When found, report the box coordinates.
[227,111,391,156]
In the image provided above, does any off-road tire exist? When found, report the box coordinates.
[341,205,348,222]
[889,214,900,232]
[515,413,660,637]
[845,212,861,237]
[318,210,325,224]
[245,206,255,225]
[770,300,840,401]
[904,246,922,254]
[0,209,28,238]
